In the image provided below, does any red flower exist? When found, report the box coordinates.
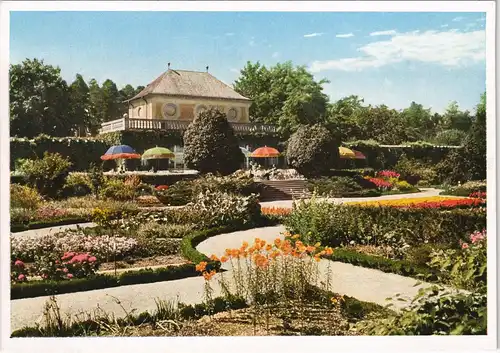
[369,177,393,189]
[67,273,74,279]
[155,185,169,191]
[14,260,25,268]
[377,170,400,179]
[462,242,469,249]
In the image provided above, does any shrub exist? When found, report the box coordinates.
[394,180,415,192]
[183,108,243,175]
[433,129,467,146]
[356,286,486,335]
[285,197,486,250]
[394,153,438,185]
[63,173,92,197]
[427,229,486,291]
[10,184,42,210]
[440,180,487,197]
[17,152,73,198]
[286,124,339,177]
[99,178,137,201]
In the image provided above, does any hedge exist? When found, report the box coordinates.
[10,216,91,233]
[343,140,462,170]
[325,248,439,282]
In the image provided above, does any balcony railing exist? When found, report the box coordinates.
[99,118,277,134]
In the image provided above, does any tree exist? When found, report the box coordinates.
[286,124,340,177]
[463,93,486,180]
[10,58,71,137]
[433,129,467,146]
[101,79,121,122]
[88,79,104,134]
[68,74,91,136]
[326,95,366,141]
[183,108,243,175]
[354,105,409,144]
[234,61,330,136]
[441,101,472,132]
[401,101,435,141]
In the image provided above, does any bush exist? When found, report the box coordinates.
[428,230,486,291]
[394,180,416,192]
[63,173,92,197]
[99,178,137,201]
[356,287,486,335]
[394,153,438,185]
[17,152,73,198]
[306,176,380,197]
[433,129,467,146]
[286,124,340,177]
[183,108,243,175]
[285,197,486,250]
[10,184,42,210]
[440,180,486,197]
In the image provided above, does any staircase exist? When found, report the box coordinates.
[258,180,311,201]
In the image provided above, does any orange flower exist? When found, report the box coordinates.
[248,246,256,254]
[306,246,316,253]
[284,231,291,238]
[274,238,282,247]
[254,238,262,244]
[231,249,241,258]
[225,249,232,256]
[195,261,207,272]
[295,240,303,247]
[270,250,281,259]
[314,256,321,262]
[220,256,228,263]
[209,254,219,261]
[241,250,248,258]
[254,254,269,268]
[265,244,273,251]
[203,270,217,281]
[241,241,249,249]
[325,247,334,256]
[260,240,267,248]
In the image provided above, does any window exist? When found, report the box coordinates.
[227,107,238,121]
[137,107,143,117]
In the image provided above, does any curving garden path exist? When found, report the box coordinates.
[10,188,458,332]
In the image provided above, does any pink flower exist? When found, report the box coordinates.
[63,268,69,273]
[41,274,48,279]
[88,256,97,263]
[62,252,75,260]
[17,274,25,281]
[67,273,74,279]
[462,243,469,249]
[14,260,25,268]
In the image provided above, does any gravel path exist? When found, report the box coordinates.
[10,225,448,332]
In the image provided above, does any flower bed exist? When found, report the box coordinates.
[345,196,485,209]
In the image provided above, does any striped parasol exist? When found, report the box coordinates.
[352,150,366,160]
[101,145,141,160]
[250,146,280,158]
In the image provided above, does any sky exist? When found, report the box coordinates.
[10,11,486,114]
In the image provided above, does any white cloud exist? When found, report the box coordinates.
[304,32,324,38]
[441,24,449,28]
[249,37,256,46]
[452,16,464,22]
[272,51,280,58]
[369,29,397,36]
[230,68,239,73]
[309,29,485,73]
[477,16,486,22]
[225,32,235,36]
[336,33,354,38]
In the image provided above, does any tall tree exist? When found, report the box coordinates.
[101,79,121,122]
[326,95,366,141]
[401,101,435,140]
[234,61,330,136]
[68,74,91,136]
[441,101,472,132]
[88,79,104,134]
[10,58,71,137]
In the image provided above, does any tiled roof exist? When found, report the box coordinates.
[128,69,250,101]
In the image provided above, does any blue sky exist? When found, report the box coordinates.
[10,11,486,114]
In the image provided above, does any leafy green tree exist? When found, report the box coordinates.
[286,124,340,177]
[183,108,243,175]
[326,95,366,141]
[354,105,409,144]
[101,79,121,122]
[433,129,467,146]
[88,78,104,133]
[68,74,91,136]
[401,101,435,140]
[234,61,330,136]
[441,101,472,132]
[10,58,71,137]
[463,93,486,180]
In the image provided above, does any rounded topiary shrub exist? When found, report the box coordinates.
[183,109,243,175]
[286,124,340,177]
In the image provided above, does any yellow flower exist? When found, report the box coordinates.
[314,242,321,247]
[325,247,333,256]
[330,297,338,305]
[292,234,300,239]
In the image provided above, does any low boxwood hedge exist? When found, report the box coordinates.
[11,216,91,233]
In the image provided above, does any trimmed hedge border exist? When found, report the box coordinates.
[11,216,90,233]
[325,248,439,282]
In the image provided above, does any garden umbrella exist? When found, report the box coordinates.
[142,146,175,159]
[250,146,280,158]
[352,150,366,160]
[101,145,141,160]
[142,146,175,172]
[338,146,356,159]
